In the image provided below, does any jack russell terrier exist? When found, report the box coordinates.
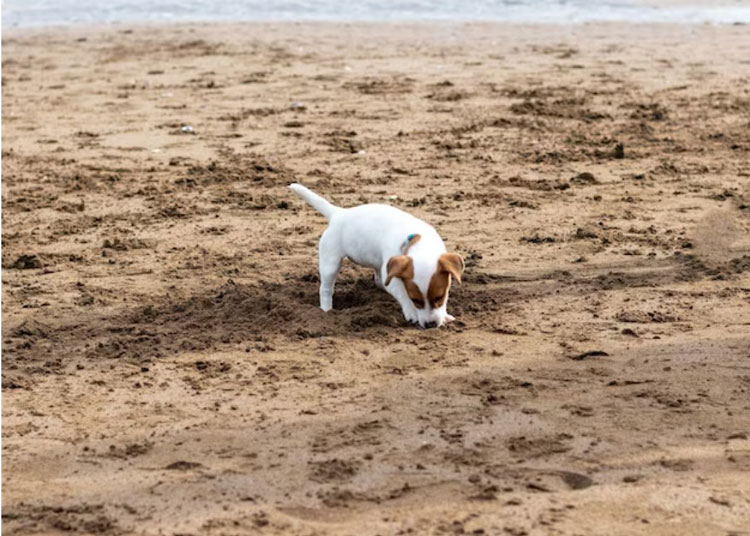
[289,183,464,328]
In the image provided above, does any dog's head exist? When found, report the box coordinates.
[385,252,464,328]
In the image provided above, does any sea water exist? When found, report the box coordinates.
[3,0,750,27]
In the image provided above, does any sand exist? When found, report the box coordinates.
[2,21,750,535]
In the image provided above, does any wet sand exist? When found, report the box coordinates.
[2,21,750,535]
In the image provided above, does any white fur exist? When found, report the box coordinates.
[289,183,456,328]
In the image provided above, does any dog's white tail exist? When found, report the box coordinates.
[289,183,340,220]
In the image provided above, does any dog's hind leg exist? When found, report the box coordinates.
[318,230,342,312]
[373,269,385,290]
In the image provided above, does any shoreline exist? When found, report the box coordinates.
[3,18,747,39]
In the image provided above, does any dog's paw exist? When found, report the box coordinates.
[402,308,419,324]
[445,313,456,322]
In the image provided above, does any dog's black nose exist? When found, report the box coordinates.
[424,321,438,329]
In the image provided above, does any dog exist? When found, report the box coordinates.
[289,183,464,328]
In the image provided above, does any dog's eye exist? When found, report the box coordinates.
[411,298,425,309]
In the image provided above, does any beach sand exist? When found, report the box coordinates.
[2,21,750,535]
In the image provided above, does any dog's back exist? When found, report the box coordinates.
[334,203,444,270]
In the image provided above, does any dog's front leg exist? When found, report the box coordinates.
[400,299,420,325]
[392,292,419,324]
[381,270,419,324]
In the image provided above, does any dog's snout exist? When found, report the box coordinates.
[424,320,439,329]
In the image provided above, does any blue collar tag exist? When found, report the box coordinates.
[401,233,417,253]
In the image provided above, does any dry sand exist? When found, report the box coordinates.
[2,21,750,535]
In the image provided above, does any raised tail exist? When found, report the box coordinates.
[289,183,340,220]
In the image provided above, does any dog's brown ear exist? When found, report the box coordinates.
[385,256,414,286]
[438,253,464,284]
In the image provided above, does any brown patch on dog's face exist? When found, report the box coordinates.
[385,255,426,309]
[427,271,450,309]
[404,279,425,309]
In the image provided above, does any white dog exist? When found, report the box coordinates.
[289,183,464,328]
